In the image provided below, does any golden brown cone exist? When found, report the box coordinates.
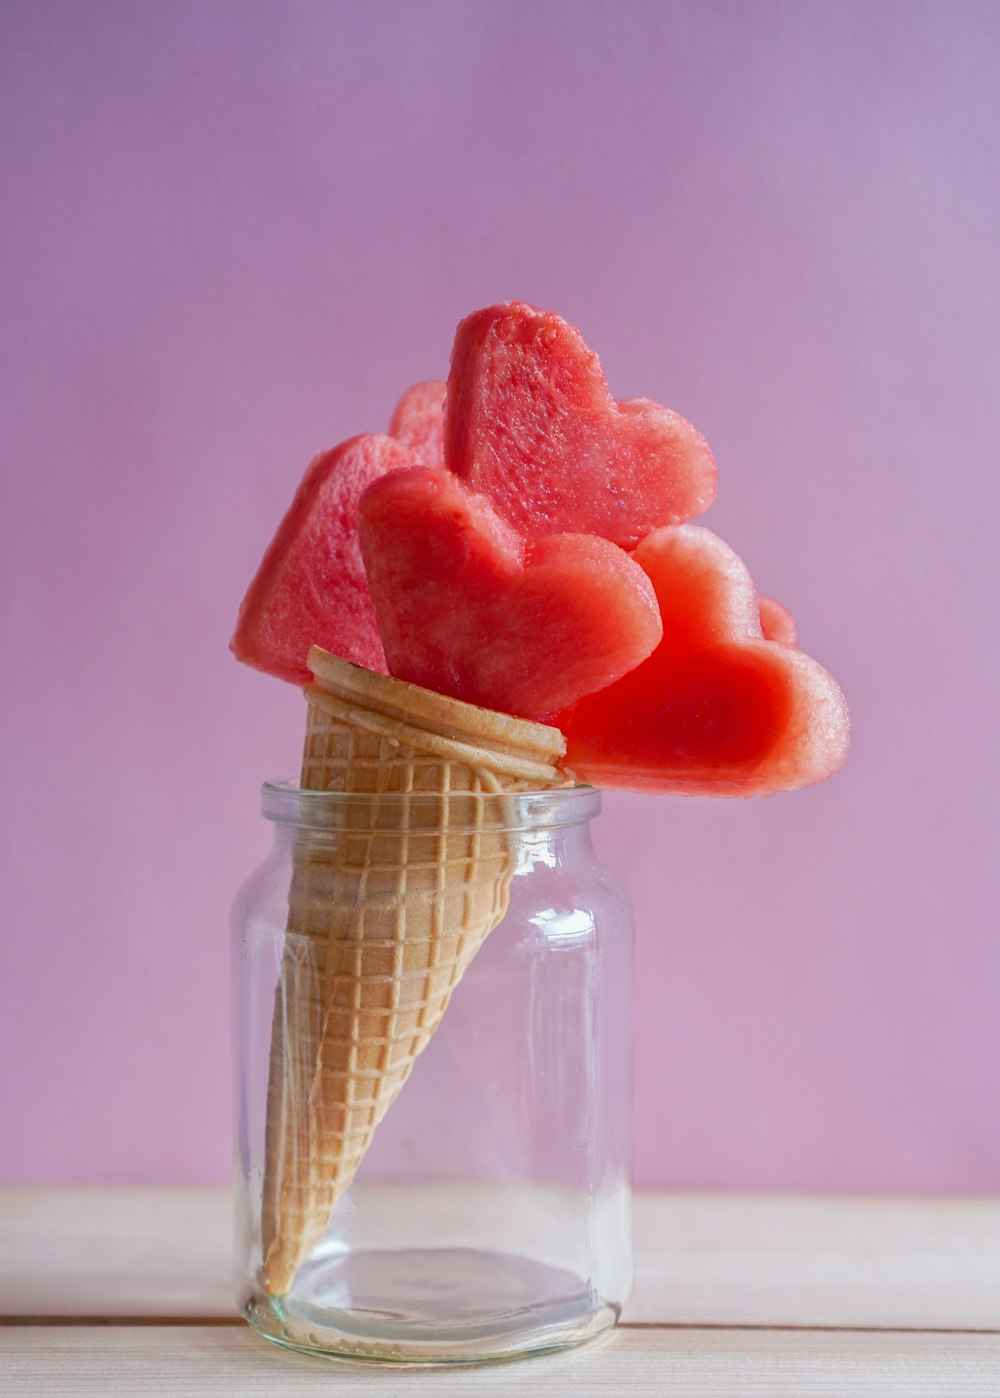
[260,649,570,1295]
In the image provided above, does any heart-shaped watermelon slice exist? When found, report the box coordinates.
[557,526,849,795]
[358,466,663,720]
[445,302,716,548]
[231,433,411,683]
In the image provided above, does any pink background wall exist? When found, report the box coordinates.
[3,1,998,1191]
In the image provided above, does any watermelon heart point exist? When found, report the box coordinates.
[231,433,410,684]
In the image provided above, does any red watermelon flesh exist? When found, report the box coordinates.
[358,466,663,721]
[445,302,717,548]
[231,433,411,684]
[557,526,849,795]
[389,380,446,466]
[759,596,797,647]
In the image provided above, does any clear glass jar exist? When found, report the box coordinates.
[232,780,633,1365]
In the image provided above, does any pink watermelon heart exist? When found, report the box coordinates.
[231,433,411,683]
[759,595,797,647]
[557,526,849,795]
[358,466,663,720]
[389,380,446,466]
[445,302,717,548]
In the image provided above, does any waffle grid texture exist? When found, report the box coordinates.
[260,656,567,1296]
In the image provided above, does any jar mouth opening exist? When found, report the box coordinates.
[261,779,601,833]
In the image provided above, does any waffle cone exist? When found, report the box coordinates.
[260,649,570,1295]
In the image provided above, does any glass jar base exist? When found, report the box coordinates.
[241,1245,620,1365]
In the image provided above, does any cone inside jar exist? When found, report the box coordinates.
[260,648,571,1296]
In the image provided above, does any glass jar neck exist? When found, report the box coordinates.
[510,820,595,873]
[261,781,602,848]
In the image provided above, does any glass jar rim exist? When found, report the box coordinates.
[261,779,601,833]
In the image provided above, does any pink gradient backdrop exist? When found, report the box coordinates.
[2,1,998,1190]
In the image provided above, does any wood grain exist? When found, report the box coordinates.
[2,1188,998,1331]
[2,1325,999,1397]
[628,1193,1000,1330]
[0,1188,232,1319]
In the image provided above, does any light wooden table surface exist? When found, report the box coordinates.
[1,1189,998,1394]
